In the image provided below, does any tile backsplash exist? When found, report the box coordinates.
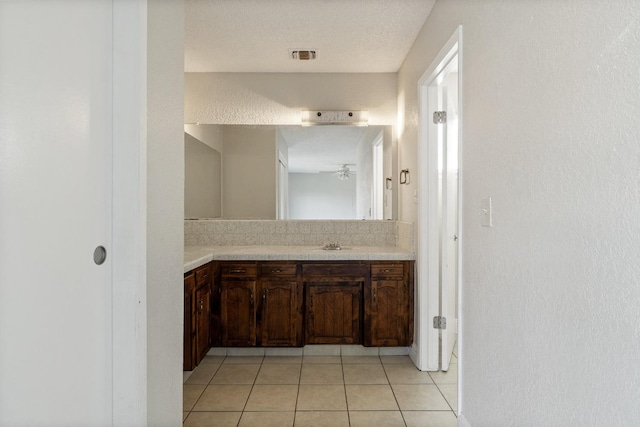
[185,220,414,250]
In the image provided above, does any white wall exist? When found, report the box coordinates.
[184,123,224,153]
[146,0,184,425]
[399,0,640,424]
[289,173,356,220]
[184,133,222,218]
[185,72,398,125]
[223,126,276,219]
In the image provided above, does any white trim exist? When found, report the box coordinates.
[277,151,289,219]
[112,0,147,424]
[372,133,384,220]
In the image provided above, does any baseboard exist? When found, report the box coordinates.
[408,342,419,366]
[458,412,471,427]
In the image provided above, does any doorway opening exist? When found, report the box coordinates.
[415,24,462,411]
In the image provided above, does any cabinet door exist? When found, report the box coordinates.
[305,282,362,344]
[195,284,211,362]
[368,278,408,346]
[183,273,196,371]
[220,281,257,346]
[260,280,298,346]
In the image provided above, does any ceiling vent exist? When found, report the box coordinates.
[290,50,316,60]
[301,110,369,126]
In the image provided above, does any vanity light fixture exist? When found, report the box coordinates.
[301,110,369,126]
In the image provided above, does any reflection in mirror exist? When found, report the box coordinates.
[184,133,221,218]
[184,124,395,220]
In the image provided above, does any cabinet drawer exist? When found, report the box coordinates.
[302,263,368,279]
[259,263,297,277]
[195,264,211,287]
[371,264,404,278]
[221,262,257,279]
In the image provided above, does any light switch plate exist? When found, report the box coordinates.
[481,197,492,227]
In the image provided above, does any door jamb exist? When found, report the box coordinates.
[415,26,463,377]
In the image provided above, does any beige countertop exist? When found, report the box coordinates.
[184,245,415,273]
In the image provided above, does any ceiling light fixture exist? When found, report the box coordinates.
[337,165,353,180]
[290,50,316,60]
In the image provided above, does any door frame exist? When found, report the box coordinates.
[415,25,463,376]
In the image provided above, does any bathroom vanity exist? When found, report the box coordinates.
[183,220,415,370]
[183,249,414,370]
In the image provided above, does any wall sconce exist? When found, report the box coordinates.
[385,177,392,190]
[400,169,410,185]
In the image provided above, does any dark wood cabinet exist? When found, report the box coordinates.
[258,262,302,346]
[195,282,211,361]
[184,263,212,371]
[365,262,413,346]
[305,282,362,344]
[303,263,367,344]
[193,259,413,355]
[183,272,196,371]
[219,262,257,346]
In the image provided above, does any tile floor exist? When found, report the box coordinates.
[183,348,457,426]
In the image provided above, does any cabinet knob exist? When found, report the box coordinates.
[230,269,246,274]
[373,288,377,304]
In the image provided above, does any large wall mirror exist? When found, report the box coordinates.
[184,124,396,220]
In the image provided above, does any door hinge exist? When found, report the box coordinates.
[433,316,447,329]
[433,111,447,124]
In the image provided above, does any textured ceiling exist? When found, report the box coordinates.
[185,0,435,73]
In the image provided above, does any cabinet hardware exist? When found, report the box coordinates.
[230,269,246,273]
[373,288,377,304]
[271,269,282,273]
[263,290,267,303]
[250,292,254,306]
[381,269,391,273]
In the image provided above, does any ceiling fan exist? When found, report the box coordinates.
[319,164,357,180]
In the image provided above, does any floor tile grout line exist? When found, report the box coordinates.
[238,356,264,420]
[341,359,352,426]
[292,360,303,418]
[184,355,227,422]
[431,380,457,415]
[381,360,409,426]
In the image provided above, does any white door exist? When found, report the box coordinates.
[417,28,461,373]
[0,1,113,425]
[433,56,460,371]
